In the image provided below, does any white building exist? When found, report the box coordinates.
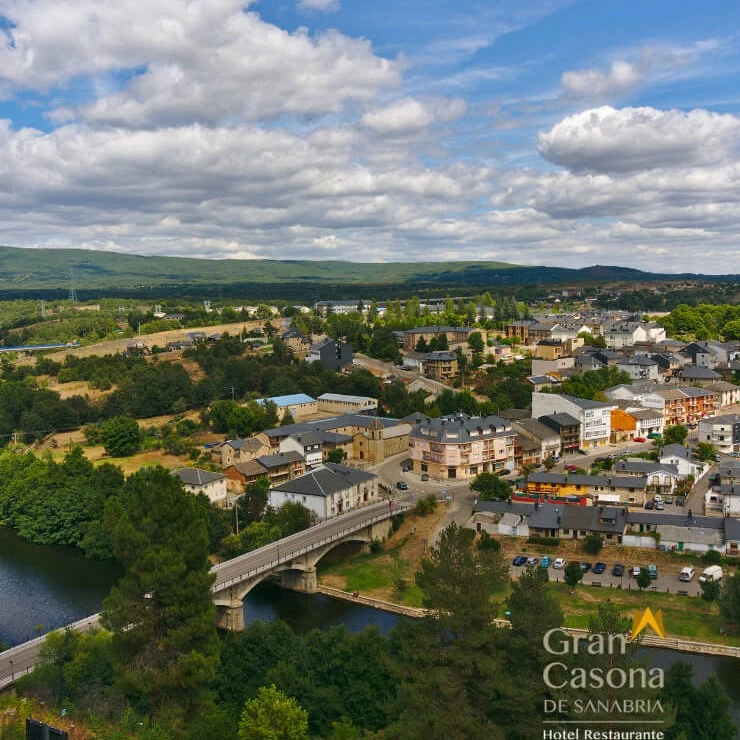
[172,467,228,505]
[658,444,707,480]
[531,392,615,450]
[628,408,664,438]
[698,414,740,455]
[268,463,378,519]
[279,432,324,469]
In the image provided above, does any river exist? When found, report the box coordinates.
[1,526,738,725]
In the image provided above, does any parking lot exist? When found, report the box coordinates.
[509,558,705,597]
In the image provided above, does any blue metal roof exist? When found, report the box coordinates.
[257,393,316,407]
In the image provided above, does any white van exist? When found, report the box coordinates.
[678,567,695,582]
[698,565,723,583]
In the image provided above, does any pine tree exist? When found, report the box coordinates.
[101,466,220,723]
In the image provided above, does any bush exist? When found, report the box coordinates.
[412,494,437,517]
[477,531,501,552]
[582,534,603,555]
[703,549,722,565]
[369,539,383,554]
[527,535,561,547]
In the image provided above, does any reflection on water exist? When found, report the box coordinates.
[0,527,120,646]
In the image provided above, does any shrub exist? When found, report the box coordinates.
[369,539,383,554]
[703,549,722,565]
[528,535,561,547]
[477,531,501,552]
[582,534,603,555]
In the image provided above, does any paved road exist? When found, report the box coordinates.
[212,500,409,591]
[0,614,101,690]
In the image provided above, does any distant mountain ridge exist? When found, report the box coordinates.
[0,245,735,300]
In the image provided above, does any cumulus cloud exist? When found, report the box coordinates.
[0,0,398,125]
[360,97,466,136]
[537,106,740,172]
[561,40,720,99]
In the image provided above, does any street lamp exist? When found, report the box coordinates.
[9,659,13,680]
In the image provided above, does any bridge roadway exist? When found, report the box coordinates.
[0,500,408,690]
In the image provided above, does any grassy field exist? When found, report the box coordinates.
[318,503,450,608]
[550,582,740,646]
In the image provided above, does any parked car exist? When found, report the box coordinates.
[593,562,607,574]
[648,432,662,439]
[699,565,723,583]
[512,555,527,566]
[630,566,641,578]
[675,496,685,506]
[655,502,665,510]
[580,562,592,572]
[634,437,646,443]
[577,449,588,455]
[612,563,625,577]
[540,556,552,568]
[648,564,658,579]
[679,567,696,582]
[396,481,408,490]
[553,557,566,569]
[496,469,511,476]
[654,495,663,503]
[665,495,673,504]
[565,464,579,472]
[594,456,608,463]
[421,474,429,481]
[525,556,539,566]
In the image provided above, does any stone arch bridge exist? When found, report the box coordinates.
[212,500,409,630]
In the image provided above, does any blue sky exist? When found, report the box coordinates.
[0,0,738,273]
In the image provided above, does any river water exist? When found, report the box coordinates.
[1,526,738,725]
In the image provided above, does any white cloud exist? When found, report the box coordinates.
[560,39,722,99]
[360,97,466,136]
[0,0,399,125]
[561,61,642,97]
[299,0,340,12]
[537,106,740,172]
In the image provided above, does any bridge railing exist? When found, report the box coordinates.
[212,502,410,592]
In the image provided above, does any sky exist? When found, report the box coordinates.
[0,0,739,273]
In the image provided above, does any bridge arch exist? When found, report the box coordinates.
[214,518,392,631]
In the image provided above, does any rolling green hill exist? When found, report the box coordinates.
[0,245,735,301]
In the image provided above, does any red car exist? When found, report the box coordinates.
[564,464,579,472]
[634,437,646,443]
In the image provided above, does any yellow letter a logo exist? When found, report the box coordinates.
[631,608,665,640]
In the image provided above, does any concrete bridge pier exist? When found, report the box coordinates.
[280,567,318,594]
[216,600,245,632]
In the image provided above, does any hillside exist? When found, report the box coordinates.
[0,245,735,301]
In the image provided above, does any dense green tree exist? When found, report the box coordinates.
[238,477,271,524]
[662,663,736,740]
[99,415,142,457]
[636,567,652,591]
[238,685,309,740]
[694,442,717,462]
[326,448,346,463]
[700,578,721,610]
[101,467,220,724]
[470,472,513,501]
[582,533,603,555]
[663,424,688,446]
[416,522,506,633]
[564,562,583,590]
[468,331,484,354]
[265,501,313,536]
